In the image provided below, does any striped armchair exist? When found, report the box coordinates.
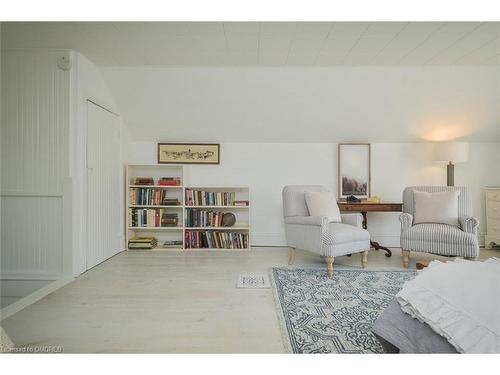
[400,186,480,268]
[283,185,371,277]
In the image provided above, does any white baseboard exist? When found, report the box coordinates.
[0,274,62,280]
[370,233,400,248]
[0,277,74,321]
[251,233,286,247]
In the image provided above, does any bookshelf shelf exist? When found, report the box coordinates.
[129,185,184,189]
[185,226,249,230]
[185,205,249,209]
[128,226,183,230]
[129,205,183,208]
[126,165,250,251]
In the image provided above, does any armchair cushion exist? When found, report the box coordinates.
[401,223,479,257]
[285,214,364,229]
[326,223,370,245]
[284,215,326,226]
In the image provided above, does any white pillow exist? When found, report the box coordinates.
[413,190,460,227]
[304,191,342,222]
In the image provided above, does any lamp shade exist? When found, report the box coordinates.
[433,142,469,163]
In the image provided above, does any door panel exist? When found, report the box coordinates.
[86,101,121,270]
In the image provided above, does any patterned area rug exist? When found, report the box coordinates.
[271,267,416,353]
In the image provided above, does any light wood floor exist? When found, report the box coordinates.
[2,247,498,353]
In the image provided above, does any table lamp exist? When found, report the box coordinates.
[433,142,469,186]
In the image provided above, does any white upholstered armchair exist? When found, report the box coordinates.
[282,185,371,277]
[400,186,480,268]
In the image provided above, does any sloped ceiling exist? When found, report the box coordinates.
[102,66,500,142]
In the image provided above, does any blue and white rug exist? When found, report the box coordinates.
[271,267,416,354]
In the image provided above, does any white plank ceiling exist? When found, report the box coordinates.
[2,22,500,66]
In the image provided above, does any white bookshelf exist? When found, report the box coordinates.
[126,165,250,251]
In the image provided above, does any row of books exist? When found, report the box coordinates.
[128,237,158,249]
[185,189,236,206]
[185,210,230,227]
[185,231,249,249]
[131,177,181,186]
[129,208,179,227]
[129,188,180,206]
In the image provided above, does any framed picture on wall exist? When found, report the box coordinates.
[338,143,371,199]
[157,143,220,164]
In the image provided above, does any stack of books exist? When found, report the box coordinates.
[185,231,248,249]
[130,188,180,206]
[161,212,179,227]
[129,208,179,227]
[185,189,236,206]
[162,197,180,206]
[128,237,158,249]
[185,210,226,227]
[234,200,249,206]
[163,240,183,249]
[133,177,154,186]
[158,177,181,186]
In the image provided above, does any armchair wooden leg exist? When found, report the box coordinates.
[402,250,410,269]
[361,251,368,268]
[325,256,334,278]
[288,247,296,265]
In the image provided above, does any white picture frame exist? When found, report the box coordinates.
[338,143,371,199]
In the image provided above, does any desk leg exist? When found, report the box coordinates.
[361,211,392,258]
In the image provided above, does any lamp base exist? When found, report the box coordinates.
[447,162,454,186]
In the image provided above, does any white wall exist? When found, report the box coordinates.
[125,141,500,247]
[71,52,125,276]
[114,66,500,248]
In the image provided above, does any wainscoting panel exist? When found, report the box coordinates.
[1,49,70,196]
[0,196,64,278]
[1,49,70,282]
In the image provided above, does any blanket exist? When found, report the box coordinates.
[396,258,500,353]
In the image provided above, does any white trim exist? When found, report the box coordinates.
[1,274,60,281]
[251,233,286,247]
[0,277,74,321]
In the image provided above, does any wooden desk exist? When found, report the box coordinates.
[338,202,403,258]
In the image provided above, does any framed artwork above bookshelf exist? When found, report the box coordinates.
[126,164,250,252]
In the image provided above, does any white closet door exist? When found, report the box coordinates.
[86,101,121,270]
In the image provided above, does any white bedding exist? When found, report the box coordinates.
[396,258,500,353]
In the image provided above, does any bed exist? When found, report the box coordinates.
[372,258,500,354]
[372,299,457,353]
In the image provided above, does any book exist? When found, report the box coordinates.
[185,189,236,206]
[185,209,226,227]
[129,208,178,227]
[129,188,179,206]
[184,230,248,249]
